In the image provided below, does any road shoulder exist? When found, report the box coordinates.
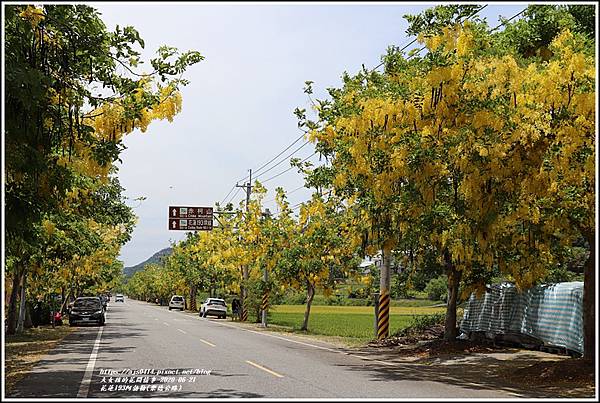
[4,325,77,395]
[6,325,100,398]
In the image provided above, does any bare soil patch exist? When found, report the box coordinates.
[505,358,594,388]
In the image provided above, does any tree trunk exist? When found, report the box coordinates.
[190,284,197,311]
[24,302,33,329]
[60,290,72,314]
[17,272,27,333]
[241,265,248,321]
[582,228,595,362]
[378,244,393,339]
[60,287,65,312]
[301,282,315,331]
[444,249,461,340]
[7,266,22,335]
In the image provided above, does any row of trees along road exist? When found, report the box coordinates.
[126,183,363,331]
[4,5,203,334]
[300,4,594,360]
[126,4,594,362]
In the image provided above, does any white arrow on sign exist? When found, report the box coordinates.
[172,221,177,228]
[172,208,177,216]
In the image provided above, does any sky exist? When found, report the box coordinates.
[89,2,528,267]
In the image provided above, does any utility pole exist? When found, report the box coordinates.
[236,169,252,322]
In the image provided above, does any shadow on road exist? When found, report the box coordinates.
[7,321,147,398]
[8,368,87,398]
[334,349,594,398]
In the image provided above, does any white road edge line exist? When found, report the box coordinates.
[199,338,216,347]
[245,360,284,378]
[177,328,187,334]
[77,327,104,398]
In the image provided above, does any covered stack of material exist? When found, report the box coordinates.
[460,281,584,354]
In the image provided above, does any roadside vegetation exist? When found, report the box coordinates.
[4,4,203,335]
[269,305,447,343]
[125,4,594,364]
[4,2,594,375]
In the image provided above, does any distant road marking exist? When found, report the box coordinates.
[163,322,170,327]
[77,327,104,397]
[177,328,187,334]
[199,338,215,347]
[154,318,158,321]
[193,315,397,367]
[245,360,284,378]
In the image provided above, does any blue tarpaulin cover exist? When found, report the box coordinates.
[460,281,584,353]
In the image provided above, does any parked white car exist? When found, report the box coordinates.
[199,298,227,319]
[168,295,185,311]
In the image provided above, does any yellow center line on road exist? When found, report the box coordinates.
[177,328,187,334]
[199,338,216,347]
[183,312,399,368]
[245,360,284,378]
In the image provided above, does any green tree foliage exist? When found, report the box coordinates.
[300,4,594,345]
[4,4,203,334]
[424,276,448,302]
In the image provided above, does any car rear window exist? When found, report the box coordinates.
[74,299,101,309]
[172,296,183,301]
[209,300,226,306]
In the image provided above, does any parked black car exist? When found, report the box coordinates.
[69,297,105,326]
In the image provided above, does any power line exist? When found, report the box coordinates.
[272,7,527,218]
[406,6,526,61]
[220,184,236,205]
[220,129,308,204]
[254,140,311,180]
[237,129,308,184]
[253,133,306,176]
[261,151,317,184]
[263,185,306,205]
[370,37,418,73]
[220,6,524,208]
[490,8,527,32]
[225,186,243,206]
[273,189,333,218]
[370,4,489,72]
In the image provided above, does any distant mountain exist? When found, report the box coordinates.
[123,247,172,278]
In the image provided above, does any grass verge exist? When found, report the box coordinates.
[4,325,76,394]
[267,304,447,345]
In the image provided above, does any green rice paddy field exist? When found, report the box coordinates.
[269,305,447,342]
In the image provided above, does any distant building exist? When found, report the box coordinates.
[359,251,401,274]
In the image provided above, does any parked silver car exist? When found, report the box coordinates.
[168,295,185,311]
[200,298,227,319]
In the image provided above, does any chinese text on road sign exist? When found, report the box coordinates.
[168,206,213,231]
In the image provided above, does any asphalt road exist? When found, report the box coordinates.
[9,298,516,399]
